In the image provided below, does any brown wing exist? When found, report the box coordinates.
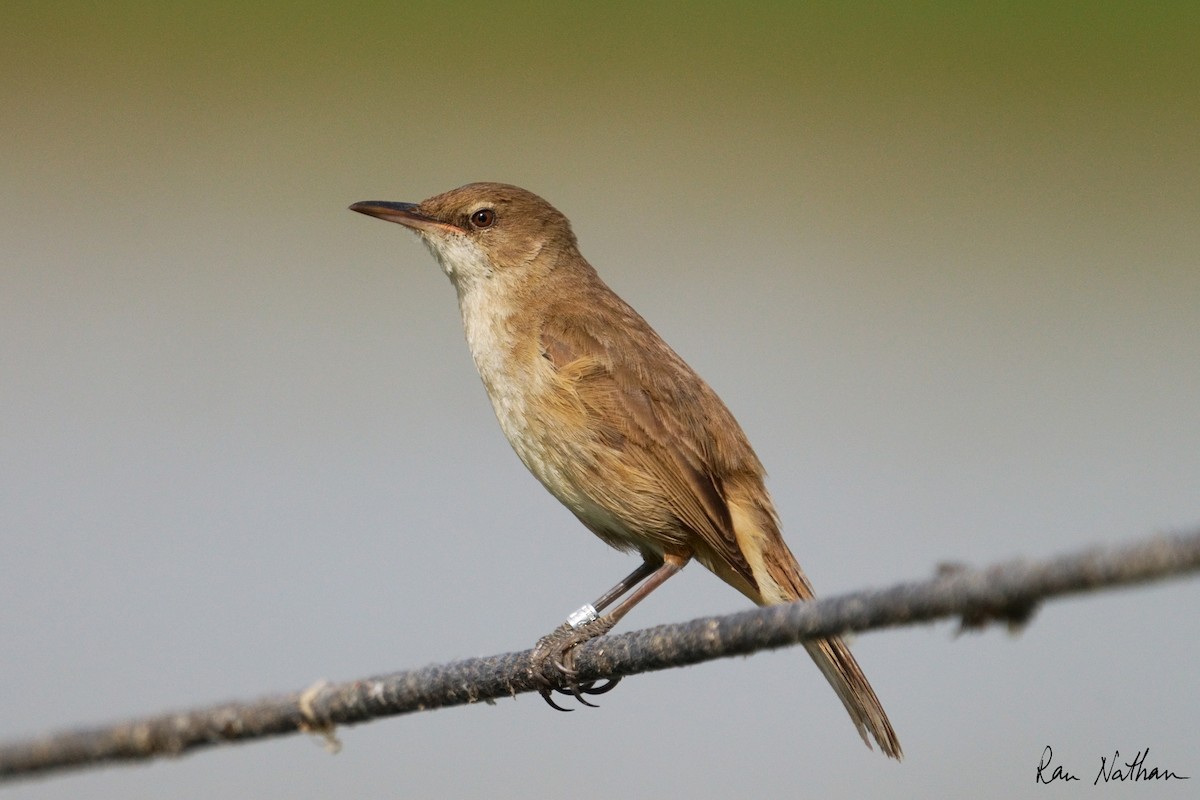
[538,301,763,591]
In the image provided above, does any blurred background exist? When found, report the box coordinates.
[2,2,1197,797]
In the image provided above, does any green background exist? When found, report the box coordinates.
[3,3,1197,797]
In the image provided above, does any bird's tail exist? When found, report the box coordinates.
[721,489,902,759]
[802,634,902,759]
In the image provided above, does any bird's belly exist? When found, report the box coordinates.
[459,294,661,555]
[481,365,654,555]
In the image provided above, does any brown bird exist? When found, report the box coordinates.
[350,183,901,759]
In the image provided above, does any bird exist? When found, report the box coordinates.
[350,183,901,759]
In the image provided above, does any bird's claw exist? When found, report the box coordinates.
[530,617,618,711]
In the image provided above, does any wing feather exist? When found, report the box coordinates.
[538,307,760,588]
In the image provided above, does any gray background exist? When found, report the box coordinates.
[3,3,1198,798]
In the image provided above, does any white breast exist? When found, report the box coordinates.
[428,233,638,549]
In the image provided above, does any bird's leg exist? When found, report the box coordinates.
[532,554,688,710]
[531,560,658,710]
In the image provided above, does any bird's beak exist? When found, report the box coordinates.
[349,201,462,235]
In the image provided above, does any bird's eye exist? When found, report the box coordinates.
[470,208,496,228]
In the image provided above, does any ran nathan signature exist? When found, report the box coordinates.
[1037,746,1189,785]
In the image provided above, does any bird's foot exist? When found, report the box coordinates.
[530,617,619,711]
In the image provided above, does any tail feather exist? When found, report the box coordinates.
[803,636,902,759]
[722,489,902,759]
